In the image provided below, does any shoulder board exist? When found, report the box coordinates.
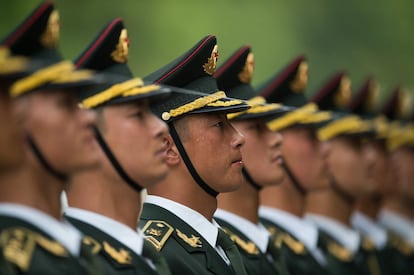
[1,227,36,271]
[222,228,259,255]
[327,241,353,262]
[141,220,174,251]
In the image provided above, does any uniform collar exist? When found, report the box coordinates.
[351,211,388,249]
[145,195,219,248]
[378,208,414,245]
[214,208,270,253]
[304,213,361,254]
[65,207,144,256]
[259,206,319,251]
[0,203,82,256]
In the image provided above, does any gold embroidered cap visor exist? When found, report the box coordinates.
[266,103,333,131]
[387,123,414,151]
[150,87,250,122]
[9,60,106,97]
[79,76,172,109]
[317,114,376,141]
[227,96,294,122]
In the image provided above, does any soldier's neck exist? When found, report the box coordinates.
[305,188,353,226]
[382,196,414,220]
[260,177,304,217]
[66,169,141,230]
[218,178,259,223]
[354,195,383,220]
[0,160,64,220]
[146,173,218,222]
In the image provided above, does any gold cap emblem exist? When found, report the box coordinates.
[334,75,352,108]
[111,29,129,63]
[238,52,254,84]
[203,45,218,75]
[290,61,309,93]
[40,10,60,48]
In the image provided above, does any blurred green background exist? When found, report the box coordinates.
[1,0,413,105]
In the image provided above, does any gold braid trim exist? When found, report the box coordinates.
[228,96,278,120]
[161,91,226,121]
[317,115,372,141]
[387,123,414,151]
[122,84,160,97]
[10,61,74,97]
[299,110,332,124]
[81,78,144,109]
[374,116,390,139]
[0,47,29,74]
[207,99,243,107]
[266,103,318,131]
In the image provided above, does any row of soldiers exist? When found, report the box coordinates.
[0,1,413,274]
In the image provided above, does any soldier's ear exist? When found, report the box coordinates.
[164,134,180,166]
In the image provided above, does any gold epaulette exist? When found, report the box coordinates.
[0,227,68,272]
[388,232,414,256]
[141,220,174,251]
[222,228,259,255]
[327,241,353,262]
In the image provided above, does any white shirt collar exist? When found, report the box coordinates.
[351,211,388,249]
[145,195,219,248]
[259,206,319,251]
[378,208,414,245]
[304,213,361,254]
[214,208,270,253]
[0,203,82,256]
[65,207,144,256]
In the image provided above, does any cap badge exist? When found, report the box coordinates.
[238,52,254,84]
[111,28,129,63]
[40,10,60,48]
[203,44,218,75]
[334,75,352,108]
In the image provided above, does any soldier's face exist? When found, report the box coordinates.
[366,140,396,197]
[0,89,24,170]
[281,128,330,191]
[327,136,376,197]
[232,118,284,187]
[99,101,169,186]
[392,147,414,201]
[180,113,245,193]
[19,90,99,175]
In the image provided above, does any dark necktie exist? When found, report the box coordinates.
[216,229,248,275]
[142,240,172,275]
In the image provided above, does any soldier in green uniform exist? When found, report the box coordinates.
[139,35,250,275]
[348,78,406,275]
[63,18,172,275]
[377,87,414,275]
[0,2,105,274]
[0,35,28,275]
[304,72,382,275]
[212,46,293,275]
[256,55,333,275]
